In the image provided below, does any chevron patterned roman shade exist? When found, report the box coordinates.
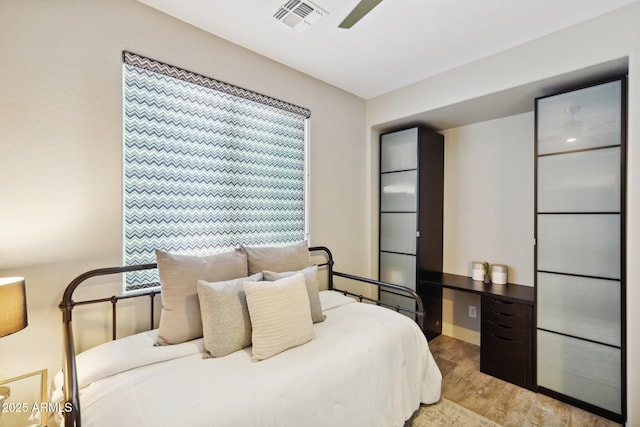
[123,52,310,291]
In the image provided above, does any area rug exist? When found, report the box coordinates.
[406,398,501,427]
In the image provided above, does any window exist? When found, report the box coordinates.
[122,52,310,291]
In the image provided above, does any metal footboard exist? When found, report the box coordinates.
[58,246,425,427]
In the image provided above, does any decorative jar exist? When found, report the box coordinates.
[491,264,508,285]
[472,262,485,281]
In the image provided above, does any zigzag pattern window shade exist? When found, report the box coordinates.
[123,52,310,291]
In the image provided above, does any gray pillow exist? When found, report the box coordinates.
[197,272,263,358]
[243,240,311,275]
[263,265,325,323]
[155,248,248,345]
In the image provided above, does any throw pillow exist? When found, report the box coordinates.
[197,272,263,358]
[243,240,311,275]
[263,265,325,323]
[243,273,313,361]
[156,248,248,345]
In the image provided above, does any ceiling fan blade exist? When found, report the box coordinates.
[338,0,384,29]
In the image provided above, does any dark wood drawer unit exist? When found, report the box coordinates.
[481,295,534,390]
[418,273,535,386]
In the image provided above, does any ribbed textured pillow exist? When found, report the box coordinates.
[243,240,311,275]
[263,265,325,323]
[156,249,248,345]
[197,272,263,358]
[243,273,313,362]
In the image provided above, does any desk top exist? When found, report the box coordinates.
[419,272,534,305]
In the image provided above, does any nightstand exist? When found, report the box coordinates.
[0,386,10,418]
[0,369,48,425]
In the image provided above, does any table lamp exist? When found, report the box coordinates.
[0,277,28,409]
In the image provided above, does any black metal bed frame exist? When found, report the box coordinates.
[58,246,425,427]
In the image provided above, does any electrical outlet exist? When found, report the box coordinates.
[468,305,477,318]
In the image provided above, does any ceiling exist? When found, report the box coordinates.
[136,0,638,100]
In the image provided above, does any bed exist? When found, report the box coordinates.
[56,246,441,427]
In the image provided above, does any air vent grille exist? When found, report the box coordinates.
[274,0,327,31]
[293,3,313,18]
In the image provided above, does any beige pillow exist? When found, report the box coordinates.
[243,273,313,362]
[156,249,248,345]
[197,272,263,358]
[263,265,325,323]
[243,240,311,275]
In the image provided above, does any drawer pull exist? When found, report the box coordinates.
[493,335,513,342]
[494,312,514,317]
[494,322,513,329]
[493,299,513,305]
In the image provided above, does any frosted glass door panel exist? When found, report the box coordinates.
[537,214,620,279]
[381,128,418,172]
[537,80,621,155]
[537,330,621,414]
[380,252,416,289]
[537,272,621,346]
[380,290,416,321]
[381,171,417,212]
[380,213,416,254]
[537,147,621,212]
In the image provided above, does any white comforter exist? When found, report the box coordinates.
[57,291,441,427]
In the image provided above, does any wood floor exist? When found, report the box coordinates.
[428,335,621,427]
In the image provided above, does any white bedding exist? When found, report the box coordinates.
[58,291,441,427]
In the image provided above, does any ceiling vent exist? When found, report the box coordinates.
[274,0,327,31]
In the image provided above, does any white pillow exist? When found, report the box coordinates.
[243,273,313,362]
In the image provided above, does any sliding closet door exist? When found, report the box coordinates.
[535,78,626,422]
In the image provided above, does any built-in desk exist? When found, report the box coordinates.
[418,272,535,390]
[419,272,534,304]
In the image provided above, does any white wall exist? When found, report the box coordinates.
[442,112,534,284]
[440,112,534,344]
[366,3,640,424]
[0,0,367,386]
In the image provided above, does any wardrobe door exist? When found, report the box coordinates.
[380,128,418,172]
[378,126,444,330]
[535,78,626,422]
[380,252,416,288]
[379,128,418,320]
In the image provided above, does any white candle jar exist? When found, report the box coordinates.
[491,264,508,285]
[472,262,485,281]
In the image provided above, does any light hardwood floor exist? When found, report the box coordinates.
[428,335,621,427]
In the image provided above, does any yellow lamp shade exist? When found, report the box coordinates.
[0,277,28,337]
